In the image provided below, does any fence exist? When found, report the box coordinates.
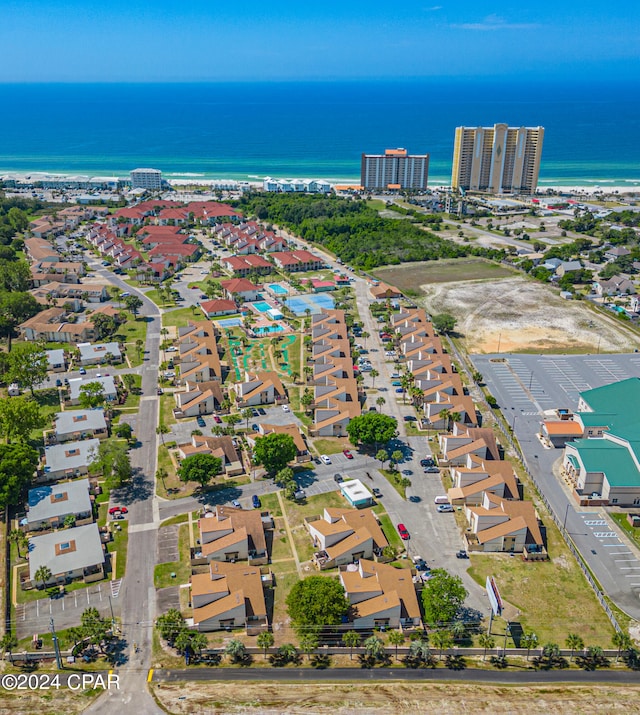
[445,338,621,634]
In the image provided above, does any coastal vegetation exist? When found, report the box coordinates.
[237,194,505,269]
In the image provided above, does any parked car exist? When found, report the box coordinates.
[456,550,469,559]
[251,408,260,417]
[420,458,435,467]
[372,487,382,498]
[397,523,410,540]
[112,514,125,520]
[157,388,163,395]
[252,495,261,509]
[121,292,130,297]
[55,379,62,387]
[425,466,440,473]
[282,405,290,413]
[334,473,343,483]
[391,380,401,386]
[231,499,241,508]
[403,415,416,422]
[166,346,178,352]
[395,388,404,393]
[413,557,429,572]
[196,416,206,428]
[251,424,259,432]
[213,415,222,423]
[108,506,128,515]
[258,408,266,416]
[320,455,331,465]
[79,367,86,375]
[437,504,454,513]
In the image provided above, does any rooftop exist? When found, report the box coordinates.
[27,478,91,525]
[28,523,104,580]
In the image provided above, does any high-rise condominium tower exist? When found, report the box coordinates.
[361,148,429,191]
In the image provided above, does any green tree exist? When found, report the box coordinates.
[286,576,350,636]
[34,565,52,588]
[431,629,453,661]
[225,413,241,432]
[114,422,133,441]
[300,632,319,661]
[472,370,483,384]
[78,381,106,409]
[253,432,297,476]
[156,421,170,445]
[178,453,222,488]
[376,449,388,468]
[0,633,17,663]
[91,312,118,339]
[0,442,38,508]
[376,396,386,409]
[0,259,31,293]
[90,440,131,489]
[342,630,361,660]
[566,633,584,661]
[390,450,403,471]
[8,528,27,558]
[612,631,632,663]
[124,294,143,317]
[369,368,379,387]
[432,313,457,334]
[81,606,111,653]
[0,292,41,350]
[301,388,314,413]
[0,395,44,442]
[7,207,29,233]
[256,631,274,659]
[346,413,397,451]
[521,631,538,661]
[224,638,246,663]
[7,343,48,395]
[387,630,405,660]
[156,467,168,492]
[241,408,254,430]
[478,633,495,661]
[421,568,468,626]
[363,634,385,661]
[156,609,186,645]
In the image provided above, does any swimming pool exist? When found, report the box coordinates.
[268,283,289,296]
[255,324,285,335]
[252,301,272,313]
[217,317,243,328]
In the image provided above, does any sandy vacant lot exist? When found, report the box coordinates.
[421,276,640,354]
[152,681,637,715]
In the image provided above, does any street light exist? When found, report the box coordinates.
[563,503,571,531]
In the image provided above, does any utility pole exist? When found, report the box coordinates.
[108,595,116,634]
[50,618,63,670]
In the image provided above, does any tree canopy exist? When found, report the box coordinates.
[90,440,131,489]
[78,381,106,409]
[286,576,350,635]
[0,442,38,509]
[0,395,44,442]
[7,343,48,395]
[253,432,297,476]
[178,453,222,487]
[421,568,468,626]
[346,412,397,449]
[432,313,457,335]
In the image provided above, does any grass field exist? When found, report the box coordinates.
[155,523,192,588]
[467,519,617,648]
[373,258,516,294]
[162,306,205,328]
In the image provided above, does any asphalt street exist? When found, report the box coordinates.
[473,352,640,620]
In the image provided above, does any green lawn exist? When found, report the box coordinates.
[162,306,206,328]
[159,392,177,426]
[375,509,404,552]
[258,492,283,517]
[31,388,62,443]
[312,437,351,455]
[107,520,129,580]
[283,490,345,530]
[379,468,410,499]
[610,513,640,549]
[145,289,177,308]
[116,317,148,367]
[154,523,192,588]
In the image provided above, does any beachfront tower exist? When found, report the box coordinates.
[360,148,429,191]
[451,124,544,195]
[130,168,163,190]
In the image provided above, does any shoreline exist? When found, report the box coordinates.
[2,168,640,196]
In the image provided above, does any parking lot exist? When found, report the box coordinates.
[472,351,640,620]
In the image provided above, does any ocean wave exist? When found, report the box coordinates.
[166,172,205,177]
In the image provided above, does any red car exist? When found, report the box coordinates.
[213,415,222,423]
[397,523,410,540]
[108,506,128,515]
[343,449,353,459]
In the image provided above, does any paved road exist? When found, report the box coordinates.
[84,258,164,715]
[473,352,640,621]
[153,665,640,684]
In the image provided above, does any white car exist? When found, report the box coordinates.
[282,405,290,412]
[320,455,332,465]
[166,346,178,352]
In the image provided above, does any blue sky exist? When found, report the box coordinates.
[1,1,637,82]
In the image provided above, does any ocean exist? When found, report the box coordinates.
[0,80,639,186]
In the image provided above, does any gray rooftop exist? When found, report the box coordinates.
[28,523,104,580]
[27,478,91,526]
[44,438,100,475]
[78,342,121,363]
[68,376,117,402]
[45,349,65,369]
[54,409,107,438]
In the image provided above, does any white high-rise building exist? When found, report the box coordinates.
[360,148,429,191]
[451,124,544,195]
[130,168,162,190]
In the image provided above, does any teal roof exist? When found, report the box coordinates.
[567,454,579,470]
[580,379,640,437]
[571,438,640,489]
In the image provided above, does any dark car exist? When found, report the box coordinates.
[251,408,260,417]
[413,558,429,572]
[397,523,410,540]
[403,415,417,422]
[425,466,440,473]
[372,487,382,498]
[420,458,435,467]
[252,495,261,509]
[258,408,266,416]
[196,416,206,428]
[55,379,62,387]
[456,550,469,559]
[157,388,163,395]
[251,424,259,432]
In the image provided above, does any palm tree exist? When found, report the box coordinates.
[256,631,274,659]
[521,631,538,661]
[291,370,300,385]
[439,408,451,431]
[390,450,404,471]
[0,634,17,663]
[224,638,246,663]
[376,449,388,468]
[361,331,370,347]
[135,339,144,361]
[450,620,466,643]
[299,632,319,661]
[478,633,495,661]
[376,396,386,409]
[565,633,584,661]
[449,411,461,430]
[363,635,385,661]
[156,422,170,445]
[9,529,27,559]
[241,408,253,430]
[431,629,453,661]
[342,631,360,660]
[612,631,632,663]
[278,643,298,664]
[387,630,404,661]
[156,467,168,492]
[369,369,379,387]
[34,565,52,589]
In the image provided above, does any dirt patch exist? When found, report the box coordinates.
[152,682,638,714]
[421,276,640,354]
[0,687,99,715]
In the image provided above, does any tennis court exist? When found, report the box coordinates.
[285,293,335,316]
[216,317,243,328]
